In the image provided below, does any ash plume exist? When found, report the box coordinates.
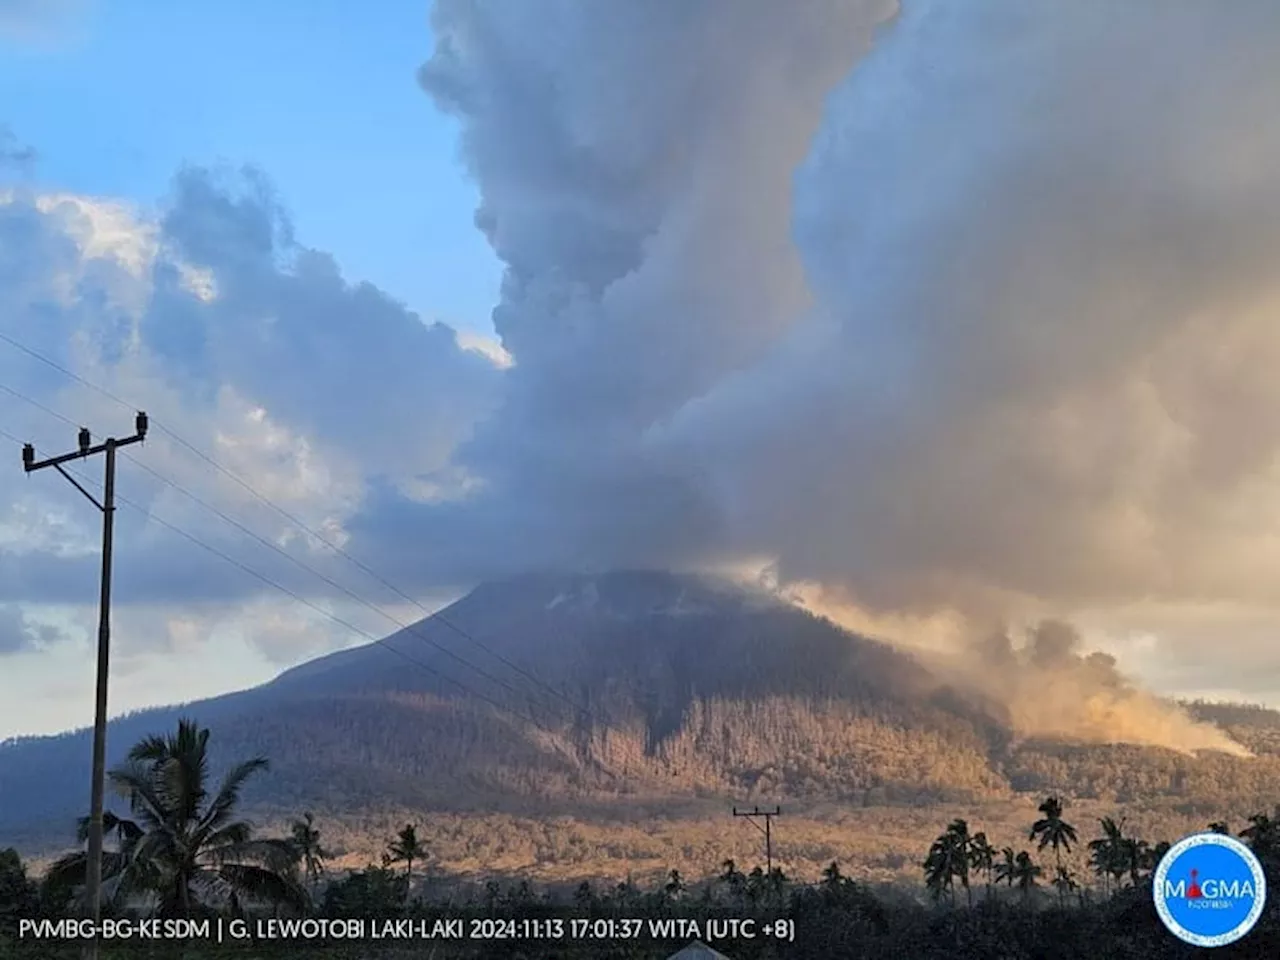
[786,583,1248,754]
[385,0,1280,748]
[970,621,1249,756]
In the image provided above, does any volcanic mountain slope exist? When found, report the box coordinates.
[1,571,1277,854]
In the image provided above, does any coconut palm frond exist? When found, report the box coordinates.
[200,821,253,852]
[77,810,145,845]
[65,720,298,920]
[107,760,175,832]
[217,863,308,912]
[197,758,269,836]
[45,851,87,889]
[206,837,298,872]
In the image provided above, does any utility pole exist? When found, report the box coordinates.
[22,412,147,960]
[733,805,782,875]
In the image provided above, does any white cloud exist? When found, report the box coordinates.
[455,329,513,369]
[0,170,504,737]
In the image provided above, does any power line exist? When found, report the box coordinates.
[0,381,84,429]
[0,425,573,741]
[2,429,600,806]
[2,381,534,707]
[0,330,616,734]
[1,384,631,779]
[117,450,552,715]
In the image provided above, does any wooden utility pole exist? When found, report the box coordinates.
[733,805,782,874]
[22,412,147,960]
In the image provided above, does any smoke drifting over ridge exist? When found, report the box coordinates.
[398,0,1280,749]
[782,583,1249,756]
[975,622,1248,756]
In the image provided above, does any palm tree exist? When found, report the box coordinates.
[288,813,330,900]
[1029,796,1078,900]
[994,847,1018,889]
[47,719,304,918]
[1012,851,1041,899]
[385,824,428,892]
[923,821,970,905]
[1088,817,1128,896]
[969,832,995,897]
[1142,840,1170,881]
[1118,837,1152,887]
[947,819,974,906]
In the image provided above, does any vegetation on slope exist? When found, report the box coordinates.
[4,720,1280,959]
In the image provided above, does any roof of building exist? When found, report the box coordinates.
[666,941,735,960]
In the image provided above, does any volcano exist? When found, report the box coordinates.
[1,570,1269,860]
[0,571,1013,844]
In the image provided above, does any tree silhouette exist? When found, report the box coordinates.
[745,866,766,907]
[923,820,971,905]
[969,831,995,897]
[320,863,406,919]
[0,848,37,929]
[822,861,845,889]
[766,866,789,903]
[1144,840,1170,880]
[994,847,1019,889]
[1241,810,1280,873]
[718,859,745,906]
[1088,817,1129,895]
[1012,851,1041,899]
[1029,795,1077,901]
[385,824,429,893]
[45,718,303,918]
[288,812,330,901]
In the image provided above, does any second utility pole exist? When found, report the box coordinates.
[733,805,782,874]
[22,412,147,960]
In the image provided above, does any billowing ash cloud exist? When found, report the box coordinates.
[370,0,1280,745]
[675,0,1280,620]
[399,0,1280,617]
[379,0,896,578]
[967,621,1248,756]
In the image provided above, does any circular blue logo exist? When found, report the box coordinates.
[1153,833,1266,947]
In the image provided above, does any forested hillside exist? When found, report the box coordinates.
[2,572,1277,878]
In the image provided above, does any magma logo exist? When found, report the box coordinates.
[1153,833,1266,947]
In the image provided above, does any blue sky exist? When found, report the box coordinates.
[0,0,511,736]
[0,0,500,336]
